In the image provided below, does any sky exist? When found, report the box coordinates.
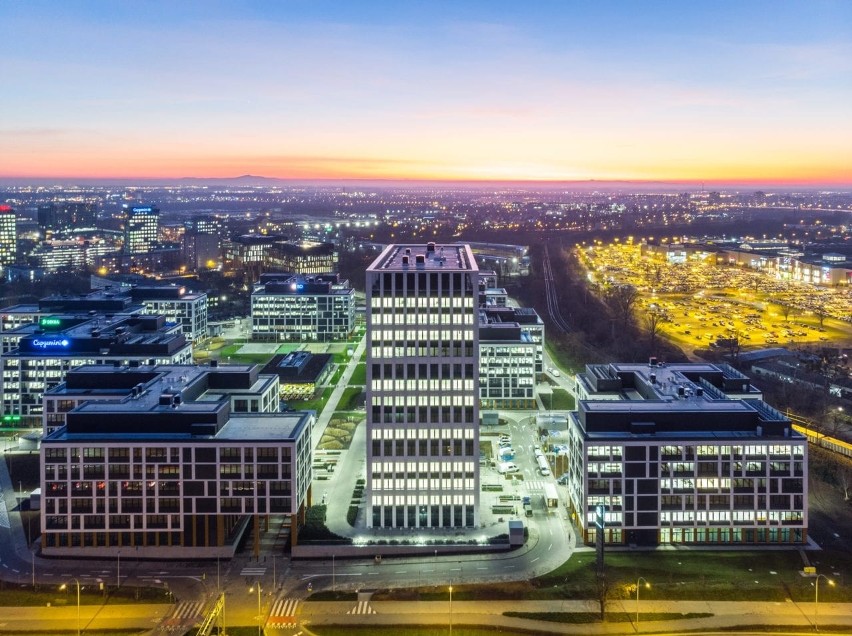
[2,1,851,185]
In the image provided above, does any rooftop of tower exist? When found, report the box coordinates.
[368,242,478,272]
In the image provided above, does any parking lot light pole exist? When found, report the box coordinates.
[249,583,262,636]
[60,579,81,636]
[636,577,650,630]
[815,574,834,631]
[449,585,453,636]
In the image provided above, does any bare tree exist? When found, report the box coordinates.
[607,284,639,327]
[645,307,668,355]
[781,303,793,322]
[594,571,613,622]
[839,466,852,501]
[814,303,829,329]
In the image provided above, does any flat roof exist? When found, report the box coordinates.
[217,413,312,441]
[580,399,754,414]
[368,243,478,272]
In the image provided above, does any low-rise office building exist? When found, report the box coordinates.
[1,314,192,424]
[251,273,355,342]
[128,285,208,343]
[260,351,333,401]
[266,241,338,275]
[479,318,536,410]
[43,362,280,435]
[480,306,544,374]
[40,364,311,558]
[568,361,807,547]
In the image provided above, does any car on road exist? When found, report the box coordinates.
[498,461,519,474]
[549,367,560,377]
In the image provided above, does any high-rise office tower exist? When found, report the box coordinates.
[365,242,480,528]
[0,206,17,267]
[124,205,160,254]
[38,203,98,235]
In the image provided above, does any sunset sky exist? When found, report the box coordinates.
[2,1,851,185]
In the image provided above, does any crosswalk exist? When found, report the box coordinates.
[160,601,204,632]
[240,566,267,577]
[172,601,204,619]
[347,600,376,615]
[266,598,300,628]
[526,479,546,492]
[0,498,9,528]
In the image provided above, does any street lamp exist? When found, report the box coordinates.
[249,583,262,636]
[636,577,650,630]
[815,574,835,631]
[449,585,453,636]
[60,579,81,636]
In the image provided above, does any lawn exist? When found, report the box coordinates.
[504,611,712,624]
[0,584,171,606]
[290,385,334,414]
[549,388,575,411]
[310,628,553,636]
[338,387,364,410]
[536,550,852,604]
[376,550,852,604]
[348,363,366,386]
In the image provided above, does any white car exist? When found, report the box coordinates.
[549,367,561,377]
[498,461,519,474]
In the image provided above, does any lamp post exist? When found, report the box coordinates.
[60,579,81,636]
[116,551,121,589]
[449,585,453,636]
[249,583,262,636]
[636,577,650,630]
[332,554,336,593]
[815,574,835,631]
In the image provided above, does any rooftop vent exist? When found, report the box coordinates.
[415,254,426,265]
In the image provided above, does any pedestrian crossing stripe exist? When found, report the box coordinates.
[174,601,203,618]
[240,567,267,576]
[347,600,376,615]
[271,598,299,618]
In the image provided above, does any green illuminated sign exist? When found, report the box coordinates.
[39,317,62,327]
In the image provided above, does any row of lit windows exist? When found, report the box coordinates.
[372,314,476,326]
[587,445,624,458]
[371,494,475,505]
[372,379,475,392]
[371,297,474,308]
[373,478,476,491]
[370,428,474,440]
[371,394,476,406]
[661,510,804,523]
[661,444,804,457]
[372,329,474,341]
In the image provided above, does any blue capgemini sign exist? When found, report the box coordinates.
[31,337,70,349]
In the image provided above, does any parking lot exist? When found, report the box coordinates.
[580,242,852,351]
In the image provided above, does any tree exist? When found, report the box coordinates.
[781,303,793,322]
[594,571,613,621]
[814,302,829,329]
[645,307,668,355]
[839,466,852,501]
[606,284,639,327]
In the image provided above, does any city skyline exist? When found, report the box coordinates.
[2,1,852,186]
